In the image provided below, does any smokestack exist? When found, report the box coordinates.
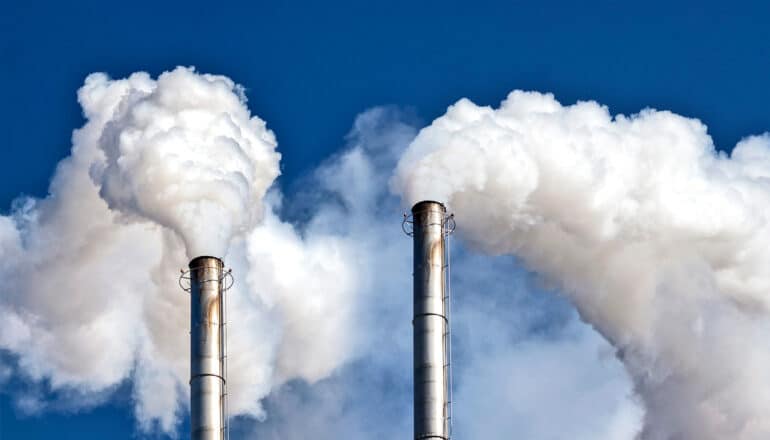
[409,201,452,440]
[184,256,230,440]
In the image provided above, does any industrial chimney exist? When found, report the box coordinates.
[406,201,454,440]
[181,256,232,440]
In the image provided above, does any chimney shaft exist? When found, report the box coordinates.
[411,201,450,440]
[189,256,226,440]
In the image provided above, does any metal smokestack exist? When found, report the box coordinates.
[408,200,453,440]
[182,256,231,440]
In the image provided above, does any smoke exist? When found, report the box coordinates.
[0,86,640,439]
[90,67,280,258]
[0,68,359,434]
[238,107,641,440]
[5,68,764,440]
[393,91,770,439]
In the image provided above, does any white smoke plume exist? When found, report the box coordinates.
[393,91,770,439]
[6,67,761,440]
[90,67,280,258]
[0,67,359,434]
[238,107,642,440]
[0,84,639,439]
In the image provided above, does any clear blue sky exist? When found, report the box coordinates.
[2,1,769,438]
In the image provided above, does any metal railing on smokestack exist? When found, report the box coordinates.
[180,257,233,440]
[404,201,455,440]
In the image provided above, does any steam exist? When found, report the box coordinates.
[0,68,357,434]
[393,91,770,439]
[3,68,767,440]
[90,67,280,258]
[240,107,641,440]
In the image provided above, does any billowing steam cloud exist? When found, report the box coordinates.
[240,107,641,440]
[0,67,359,434]
[3,68,766,440]
[393,91,770,439]
[90,67,280,258]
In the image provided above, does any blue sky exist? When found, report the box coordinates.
[2,1,770,438]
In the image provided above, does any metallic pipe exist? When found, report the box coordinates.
[412,201,450,440]
[189,256,226,440]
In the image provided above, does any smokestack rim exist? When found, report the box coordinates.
[188,255,224,269]
[411,200,447,214]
